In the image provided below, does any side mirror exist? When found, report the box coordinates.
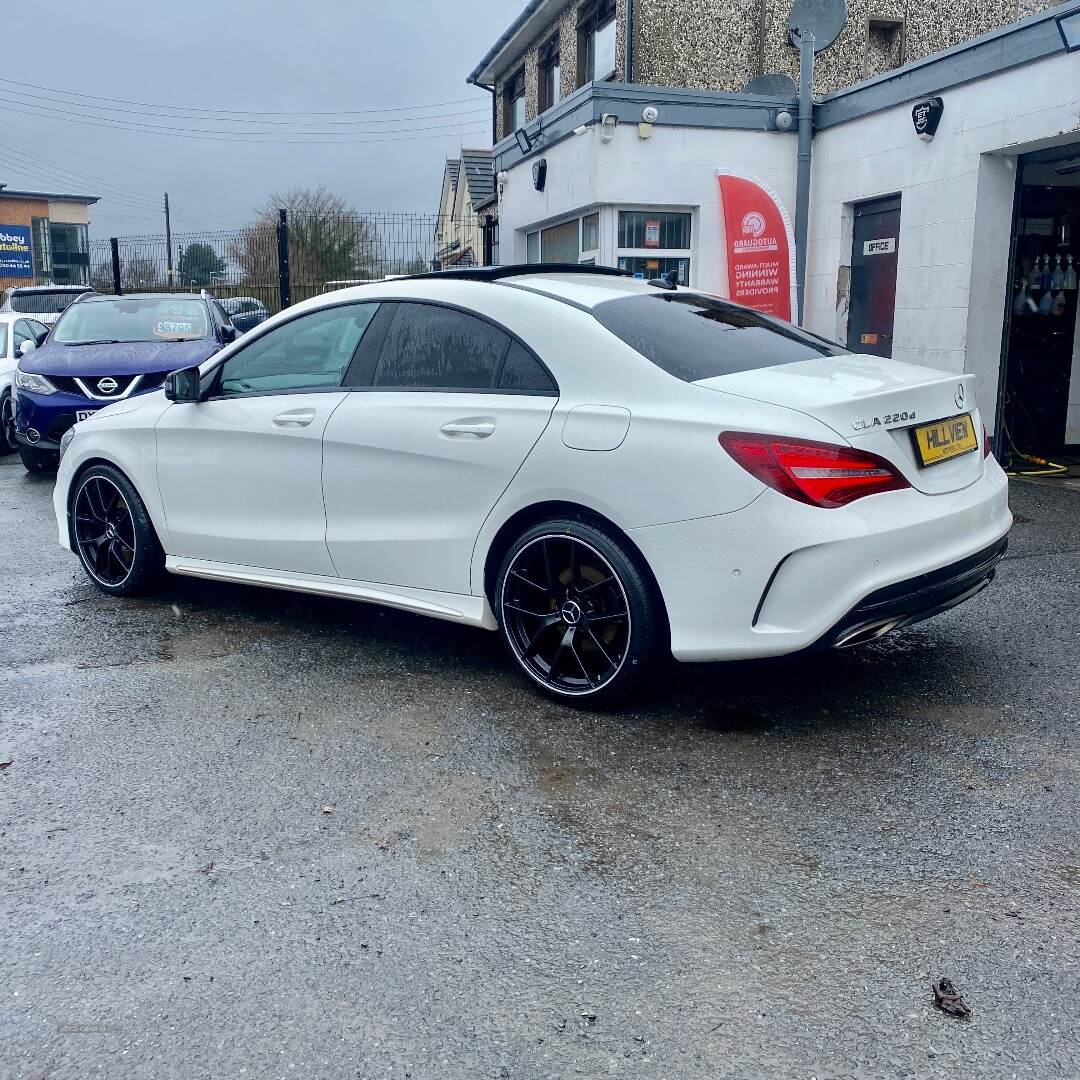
[164,366,201,403]
[18,339,36,357]
[218,324,237,344]
[34,329,49,345]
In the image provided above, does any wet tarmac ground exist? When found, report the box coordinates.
[1,453,1078,1079]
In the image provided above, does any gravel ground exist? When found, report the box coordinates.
[1,453,1078,1080]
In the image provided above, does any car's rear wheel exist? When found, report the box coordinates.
[496,519,661,707]
[18,445,57,473]
[71,464,164,596]
[0,394,17,455]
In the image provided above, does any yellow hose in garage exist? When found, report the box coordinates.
[1002,420,1069,477]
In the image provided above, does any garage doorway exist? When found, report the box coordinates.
[998,145,1080,467]
[846,195,901,357]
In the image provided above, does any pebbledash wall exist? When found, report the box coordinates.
[492,2,1080,433]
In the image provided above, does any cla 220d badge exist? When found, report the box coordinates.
[852,410,916,431]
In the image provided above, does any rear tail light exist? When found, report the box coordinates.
[718,431,910,508]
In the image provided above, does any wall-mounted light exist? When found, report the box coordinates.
[514,128,534,154]
[600,113,618,142]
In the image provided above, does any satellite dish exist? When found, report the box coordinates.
[787,0,846,51]
[743,73,799,96]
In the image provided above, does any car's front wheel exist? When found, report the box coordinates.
[0,393,18,456]
[496,518,662,707]
[70,464,164,596]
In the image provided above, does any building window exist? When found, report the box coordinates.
[526,230,540,263]
[31,217,52,279]
[617,209,692,285]
[539,37,562,112]
[541,219,580,263]
[578,0,616,85]
[617,256,690,284]
[581,212,599,254]
[48,223,90,285]
[504,68,526,138]
[866,18,904,77]
[618,211,691,249]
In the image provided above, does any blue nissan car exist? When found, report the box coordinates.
[13,292,237,472]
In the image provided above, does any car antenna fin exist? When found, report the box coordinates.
[646,269,680,290]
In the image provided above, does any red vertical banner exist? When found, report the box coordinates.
[717,172,796,321]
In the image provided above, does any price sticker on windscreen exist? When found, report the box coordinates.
[155,319,195,336]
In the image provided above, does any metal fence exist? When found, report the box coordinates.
[86,210,488,313]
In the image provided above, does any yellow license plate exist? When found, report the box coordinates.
[913,414,978,466]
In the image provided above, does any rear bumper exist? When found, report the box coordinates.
[630,457,1012,662]
[814,536,1008,649]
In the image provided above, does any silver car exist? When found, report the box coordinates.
[0,285,94,327]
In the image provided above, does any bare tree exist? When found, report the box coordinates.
[229,187,382,289]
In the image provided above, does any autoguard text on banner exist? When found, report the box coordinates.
[717,172,796,321]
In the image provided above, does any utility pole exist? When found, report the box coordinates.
[164,192,174,286]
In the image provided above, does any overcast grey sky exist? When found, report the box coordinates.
[1,0,512,237]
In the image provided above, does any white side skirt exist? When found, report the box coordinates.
[165,557,499,630]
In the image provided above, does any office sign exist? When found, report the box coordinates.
[863,237,896,255]
[0,225,33,278]
[717,171,795,320]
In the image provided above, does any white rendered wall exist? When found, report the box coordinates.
[498,123,798,294]
[806,50,1080,427]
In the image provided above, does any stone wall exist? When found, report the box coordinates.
[487,0,1063,126]
[494,0,632,137]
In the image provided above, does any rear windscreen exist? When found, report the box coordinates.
[10,290,88,314]
[592,292,847,382]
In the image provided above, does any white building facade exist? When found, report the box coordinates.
[487,3,1080,451]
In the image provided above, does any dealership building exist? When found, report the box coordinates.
[469,2,1080,457]
[0,185,98,293]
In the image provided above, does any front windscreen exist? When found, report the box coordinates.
[592,292,847,382]
[53,298,210,344]
[10,290,88,314]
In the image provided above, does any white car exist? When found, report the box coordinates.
[53,267,1011,704]
[0,285,93,327]
[0,311,50,455]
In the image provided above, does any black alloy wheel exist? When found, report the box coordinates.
[498,520,661,705]
[0,394,17,455]
[70,465,164,595]
[74,474,138,587]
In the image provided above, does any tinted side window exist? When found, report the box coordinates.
[372,303,509,390]
[12,320,34,348]
[593,293,847,383]
[498,342,557,393]
[218,303,379,396]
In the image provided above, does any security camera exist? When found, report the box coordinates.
[573,124,589,136]
[642,105,659,124]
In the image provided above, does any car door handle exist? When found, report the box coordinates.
[440,419,496,439]
[272,408,316,428]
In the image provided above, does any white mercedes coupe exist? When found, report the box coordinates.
[54,266,1011,705]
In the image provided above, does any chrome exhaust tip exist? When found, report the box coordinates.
[833,618,903,649]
